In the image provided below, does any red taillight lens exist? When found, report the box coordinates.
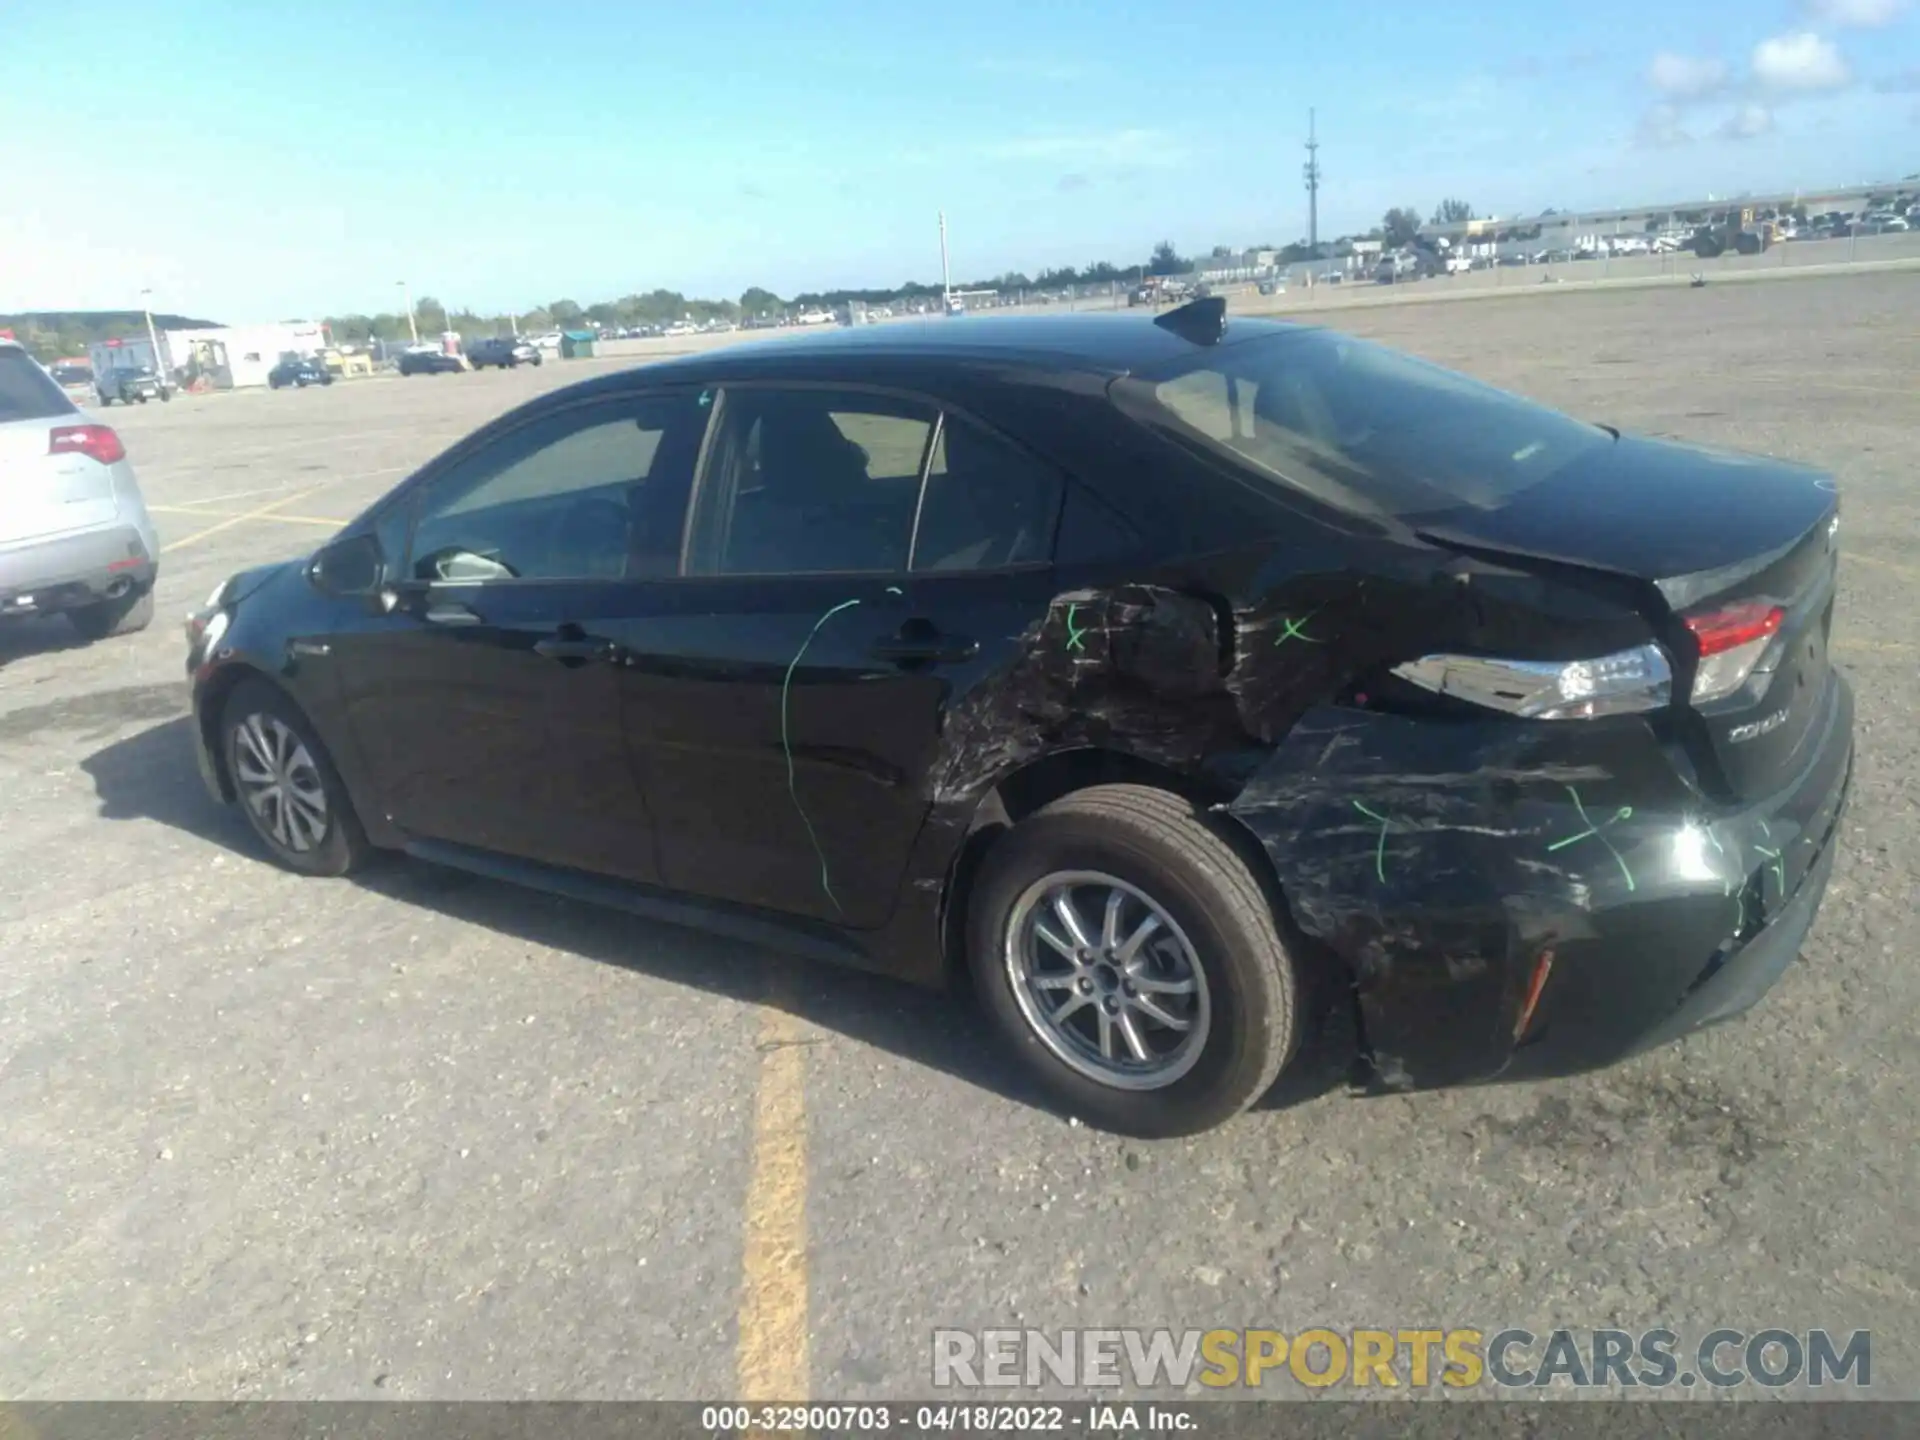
[1684,601,1785,703]
[49,424,126,466]
[1685,601,1784,656]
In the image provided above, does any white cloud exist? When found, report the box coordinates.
[1752,32,1853,91]
[1803,0,1909,27]
[1716,102,1777,138]
[1634,103,1694,147]
[1649,52,1730,98]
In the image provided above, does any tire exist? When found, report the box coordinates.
[137,394,148,404]
[67,587,153,641]
[220,678,371,877]
[967,784,1300,1137]
[161,389,173,402]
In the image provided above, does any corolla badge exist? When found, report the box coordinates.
[1728,707,1790,744]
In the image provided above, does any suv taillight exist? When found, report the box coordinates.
[1685,600,1785,703]
[49,424,126,466]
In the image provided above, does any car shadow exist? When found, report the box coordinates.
[82,717,1356,1128]
[0,614,90,665]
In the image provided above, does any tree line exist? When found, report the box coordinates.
[2,311,217,364]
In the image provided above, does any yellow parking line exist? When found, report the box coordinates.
[150,505,345,529]
[738,977,811,1403]
[158,483,338,553]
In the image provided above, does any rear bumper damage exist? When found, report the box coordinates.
[1227,673,1852,1090]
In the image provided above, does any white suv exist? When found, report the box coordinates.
[0,341,160,640]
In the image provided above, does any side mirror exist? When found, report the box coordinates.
[309,532,384,598]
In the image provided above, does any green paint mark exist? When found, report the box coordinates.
[1352,800,1391,883]
[782,598,864,913]
[1064,603,1089,652]
[1754,845,1786,894]
[1546,785,1636,892]
[1274,608,1324,647]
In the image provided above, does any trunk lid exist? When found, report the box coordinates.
[1416,433,1840,802]
[0,417,121,546]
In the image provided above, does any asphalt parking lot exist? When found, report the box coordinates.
[3,272,1918,1401]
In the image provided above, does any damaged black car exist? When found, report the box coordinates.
[183,299,1852,1136]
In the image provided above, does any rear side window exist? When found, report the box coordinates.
[910,415,1062,571]
[684,387,936,576]
[1137,330,1610,520]
[0,350,77,423]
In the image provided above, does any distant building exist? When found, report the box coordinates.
[160,321,326,389]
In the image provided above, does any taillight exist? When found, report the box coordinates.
[49,424,126,466]
[1390,644,1672,720]
[1684,601,1784,704]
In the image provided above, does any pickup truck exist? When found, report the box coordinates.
[95,366,173,405]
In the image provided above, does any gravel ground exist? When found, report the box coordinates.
[1,270,1916,1402]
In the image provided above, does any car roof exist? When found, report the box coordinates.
[627,311,1308,381]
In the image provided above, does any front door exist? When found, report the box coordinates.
[622,384,1066,930]
[330,389,706,881]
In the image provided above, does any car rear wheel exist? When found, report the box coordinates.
[967,784,1300,1137]
[221,679,371,877]
[67,588,153,641]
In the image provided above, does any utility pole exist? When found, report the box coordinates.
[1303,108,1322,256]
[139,288,163,378]
[938,210,952,309]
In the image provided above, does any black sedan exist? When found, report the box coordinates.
[396,349,467,376]
[267,355,333,389]
[182,299,1852,1136]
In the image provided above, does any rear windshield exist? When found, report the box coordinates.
[1134,329,1610,520]
[0,350,78,423]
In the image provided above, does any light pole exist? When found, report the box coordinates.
[139,288,164,378]
[397,280,418,343]
[938,210,952,311]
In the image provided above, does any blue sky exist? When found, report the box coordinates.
[2,0,1915,319]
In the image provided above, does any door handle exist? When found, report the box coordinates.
[870,631,978,666]
[534,635,617,663]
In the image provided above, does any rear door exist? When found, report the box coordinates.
[621,385,1064,929]
[0,350,117,546]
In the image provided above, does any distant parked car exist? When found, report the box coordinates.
[49,363,93,391]
[397,350,467,377]
[96,365,173,406]
[267,355,333,389]
[468,336,542,369]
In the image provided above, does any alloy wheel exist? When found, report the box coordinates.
[1004,870,1211,1090]
[232,713,329,853]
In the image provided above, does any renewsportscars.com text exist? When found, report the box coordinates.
[932,1327,1872,1391]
